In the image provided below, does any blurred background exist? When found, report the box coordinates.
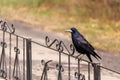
[0,0,120,54]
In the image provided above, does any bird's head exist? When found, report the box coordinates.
[65,27,78,33]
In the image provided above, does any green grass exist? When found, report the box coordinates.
[0,0,68,7]
[0,0,120,54]
[0,0,120,21]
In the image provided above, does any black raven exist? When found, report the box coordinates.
[65,27,101,63]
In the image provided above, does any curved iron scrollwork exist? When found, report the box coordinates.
[0,21,8,79]
[74,59,86,80]
[75,72,85,80]
[0,20,15,34]
[56,63,64,80]
[45,36,75,80]
[0,42,7,79]
[59,41,75,56]
[45,36,59,50]
[45,36,75,56]
[13,47,21,80]
[56,64,64,72]
[41,60,52,80]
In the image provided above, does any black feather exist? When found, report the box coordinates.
[69,27,101,63]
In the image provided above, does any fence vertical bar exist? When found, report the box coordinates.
[23,38,25,80]
[13,35,21,79]
[0,26,7,79]
[26,39,32,80]
[9,33,11,80]
[68,55,70,80]
[58,51,62,80]
[78,59,80,80]
[88,62,90,80]
[94,63,101,80]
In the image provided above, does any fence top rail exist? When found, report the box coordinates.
[0,28,95,63]
[0,20,120,75]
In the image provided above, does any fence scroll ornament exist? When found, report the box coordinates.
[74,59,85,80]
[0,20,15,79]
[0,20,15,34]
[75,72,85,80]
[45,36,76,80]
[13,47,21,80]
[45,36,75,56]
[0,42,7,78]
[12,34,21,80]
[41,60,52,80]
[45,36,64,80]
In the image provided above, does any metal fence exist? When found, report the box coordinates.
[0,20,120,80]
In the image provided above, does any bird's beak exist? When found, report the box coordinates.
[65,29,72,33]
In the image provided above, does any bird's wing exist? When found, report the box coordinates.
[76,36,95,50]
[79,34,95,50]
[76,38,101,60]
[77,39,92,52]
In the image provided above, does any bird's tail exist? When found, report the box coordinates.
[91,51,101,60]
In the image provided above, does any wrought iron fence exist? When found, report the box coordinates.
[0,20,120,80]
